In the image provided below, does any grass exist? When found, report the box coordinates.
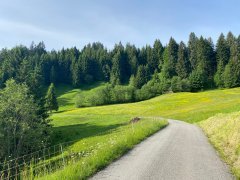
[199,112,240,179]
[35,85,240,179]
[38,118,168,179]
[56,87,240,123]
[56,82,106,112]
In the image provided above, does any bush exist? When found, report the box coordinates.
[189,70,205,92]
[111,85,135,103]
[181,79,191,92]
[75,84,135,107]
[171,76,182,92]
[171,77,190,92]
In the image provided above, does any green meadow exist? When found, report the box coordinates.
[55,85,240,123]
[34,85,240,179]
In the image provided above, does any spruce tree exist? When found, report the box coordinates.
[110,50,121,85]
[50,66,57,83]
[176,42,190,79]
[162,37,178,78]
[195,37,216,87]
[45,83,59,112]
[226,31,235,47]
[72,61,81,87]
[125,44,138,75]
[188,32,198,70]
[153,39,164,71]
[214,34,230,87]
[134,65,150,89]
[110,45,129,85]
[224,40,240,87]
[145,45,155,73]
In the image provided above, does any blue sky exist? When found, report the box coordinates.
[0,0,240,50]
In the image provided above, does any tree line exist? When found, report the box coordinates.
[1,32,239,96]
[0,31,240,160]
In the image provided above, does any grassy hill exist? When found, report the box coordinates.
[35,85,240,179]
[200,112,240,179]
[54,86,240,124]
[55,82,106,112]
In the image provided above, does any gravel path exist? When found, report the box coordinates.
[90,119,234,180]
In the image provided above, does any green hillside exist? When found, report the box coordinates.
[53,86,240,125]
[56,82,106,111]
[17,86,240,179]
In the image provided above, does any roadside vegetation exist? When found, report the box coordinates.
[199,112,240,179]
[39,118,168,179]
[47,85,240,178]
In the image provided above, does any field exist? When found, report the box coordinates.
[199,112,240,179]
[26,85,240,179]
[55,82,106,112]
[41,118,167,179]
[55,85,240,123]
[33,84,168,179]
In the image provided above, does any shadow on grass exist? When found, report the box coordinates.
[56,82,105,96]
[57,97,73,107]
[51,122,124,146]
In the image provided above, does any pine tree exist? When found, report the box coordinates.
[110,50,121,85]
[226,31,235,47]
[188,32,198,70]
[176,42,190,79]
[71,60,82,87]
[214,34,230,87]
[224,40,240,87]
[50,65,57,83]
[195,36,216,87]
[138,47,147,65]
[145,45,155,73]
[45,83,58,113]
[110,44,130,85]
[152,39,164,71]
[162,38,178,78]
[125,44,138,75]
[134,65,150,89]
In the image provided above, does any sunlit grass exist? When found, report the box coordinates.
[55,87,240,123]
[56,82,106,111]
[38,118,168,179]
[199,112,240,179]
[43,86,240,179]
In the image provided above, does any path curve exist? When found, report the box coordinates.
[90,119,234,180]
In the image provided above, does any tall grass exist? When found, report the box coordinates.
[37,118,168,179]
[199,112,240,179]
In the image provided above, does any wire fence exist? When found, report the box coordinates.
[0,123,127,180]
[0,140,81,180]
[0,115,157,179]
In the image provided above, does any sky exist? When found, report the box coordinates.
[0,0,240,50]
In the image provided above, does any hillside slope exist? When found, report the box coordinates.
[47,86,240,179]
[53,87,240,124]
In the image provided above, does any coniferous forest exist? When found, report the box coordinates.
[1,31,240,177]
[0,32,240,105]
